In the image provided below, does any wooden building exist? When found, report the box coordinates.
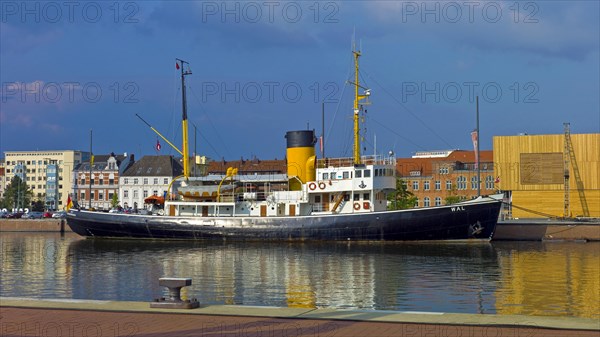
[493,133,600,218]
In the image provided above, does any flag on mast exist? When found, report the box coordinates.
[156,139,161,151]
[66,195,73,211]
[471,129,478,169]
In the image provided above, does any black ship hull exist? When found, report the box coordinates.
[67,196,502,241]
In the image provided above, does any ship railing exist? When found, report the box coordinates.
[317,155,396,168]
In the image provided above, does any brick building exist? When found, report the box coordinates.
[73,153,134,210]
[396,150,496,207]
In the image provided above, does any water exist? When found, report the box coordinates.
[1,233,598,319]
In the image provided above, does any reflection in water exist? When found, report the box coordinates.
[0,233,598,319]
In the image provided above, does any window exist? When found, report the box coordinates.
[435,180,441,190]
[109,178,114,185]
[153,178,158,185]
[99,192,104,200]
[344,194,350,201]
[435,197,442,206]
[108,193,113,201]
[446,180,452,190]
[485,176,494,189]
[424,181,430,191]
[143,190,148,198]
[457,176,467,190]
[133,190,138,198]
[99,179,103,185]
[153,190,158,196]
[164,178,168,185]
[363,193,370,201]
[133,178,138,184]
[81,192,85,200]
[322,173,329,180]
[412,181,419,191]
[353,193,359,201]
[315,195,321,203]
[471,176,479,190]
[124,190,129,198]
[424,197,430,207]
[355,170,362,178]
[143,178,148,184]
[124,178,129,184]
[342,171,349,179]
[364,169,371,177]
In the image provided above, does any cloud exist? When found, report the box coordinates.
[362,1,599,61]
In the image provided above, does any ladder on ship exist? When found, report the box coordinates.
[563,123,589,217]
[331,192,347,213]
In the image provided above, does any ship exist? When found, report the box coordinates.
[67,50,502,241]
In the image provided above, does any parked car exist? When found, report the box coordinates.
[43,211,53,218]
[52,211,66,218]
[5,212,24,219]
[22,211,44,219]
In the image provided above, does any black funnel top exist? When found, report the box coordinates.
[285,130,316,148]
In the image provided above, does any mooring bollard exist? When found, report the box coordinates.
[150,277,199,309]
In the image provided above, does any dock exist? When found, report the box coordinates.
[494,218,600,241]
[1,298,597,336]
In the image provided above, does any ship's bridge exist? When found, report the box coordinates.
[307,155,397,213]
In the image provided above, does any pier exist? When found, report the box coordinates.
[1,298,597,337]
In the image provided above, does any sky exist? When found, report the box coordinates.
[1,0,599,161]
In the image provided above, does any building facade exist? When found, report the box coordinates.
[73,153,134,211]
[119,155,183,210]
[494,132,599,218]
[0,159,5,200]
[396,150,496,207]
[3,150,89,210]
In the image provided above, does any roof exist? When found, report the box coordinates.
[122,155,183,177]
[74,153,130,171]
[397,150,493,177]
[207,159,286,175]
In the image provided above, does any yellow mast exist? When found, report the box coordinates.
[177,58,192,178]
[352,47,369,165]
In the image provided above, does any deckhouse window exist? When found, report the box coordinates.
[364,169,371,177]
[355,170,362,178]
[323,173,329,180]
[353,193,359,201]
[343,171,349,179]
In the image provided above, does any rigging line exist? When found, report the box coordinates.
[366,115,428,151]
[361,69,455,149]
[187,82,233,158]
[501,201,557,219]
[191,122,222,159]
[325,58,354,149]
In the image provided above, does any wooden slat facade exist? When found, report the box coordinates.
[494,133,600,218]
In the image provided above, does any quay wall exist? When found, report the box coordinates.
[0,219,72,233]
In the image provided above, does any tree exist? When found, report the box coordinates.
[31,200,45,212]
[445,183,462,205]
[110,193,119,209]
[387,178,418,210]
[0,176,33,210]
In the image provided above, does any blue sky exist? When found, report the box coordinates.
[1,1,599,160]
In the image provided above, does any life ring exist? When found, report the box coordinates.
[363,201,370,210]
[353,203,361,211]
[308,182,317,190]
[319,182,326,190]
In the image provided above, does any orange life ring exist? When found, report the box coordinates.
[308,182,317,190]
[363,201,370,210]
[319,182,326,190]
[353,203,361,210]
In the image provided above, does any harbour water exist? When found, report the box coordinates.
[1,233,598,319]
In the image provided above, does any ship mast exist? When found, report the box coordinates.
[177,58,192,178]
[351,44,370,165]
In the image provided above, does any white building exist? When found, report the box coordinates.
[119,155,183,210]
